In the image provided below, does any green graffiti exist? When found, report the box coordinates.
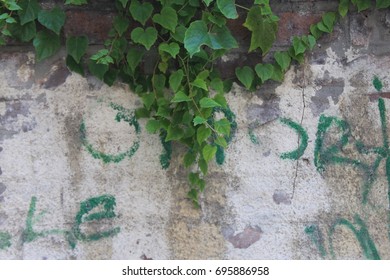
[22,196,64,243]
[373,76,383,92]
[212,107,237,165]
[248,128,260,145]
[329,214,380,260]
[0,232,11,250]
[159,132,172,170]
[80,103,140,164]
[280,118,308,160]
[304,224,326,258]
[68,195,120,249]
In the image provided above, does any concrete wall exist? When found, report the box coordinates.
[2,2,390,259]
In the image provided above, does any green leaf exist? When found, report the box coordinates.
[37,7,65,35]
[129,0,153,26]
[203,0,214,6]
[156,105,170,118]
[351,0,371,11]
[152,7,178,33]
[235,66,254,90]
[184,20,238,57]
[172,91,191,102]
[114,15,130,36]
[377,0,390,8]
[184,151,197,167]
[18,0,40,25]
[159,42,180,58]
[118,0,129,8]
[274,51,291,71]
[171,25,187,43]
[199,159,208,175]
[339,0,350,17]
[169,70,184,92]
[322,12,336,32]
[193,116,207,126]
[243,6,278,54]
[203,144,217,162]
[187,188,199,206]
[145,119,160,133]
[293,36,306,55]
[216,0,238,19]
[142,93,155,110]
[8,21,36,42]
[197,125,211,144]
[215,136,228,148]
[88,59,109,80]
[210,78,224,94]
[126,48,145,73]
[255,63,274,83]
[192,78,208,91]
[200,97,221,108]
[307,35,316,50]
[310,24,323,39]
[65,0,88,5]
[131,27,157,50]
[166,125,184,141]
[33,30,60,61]
[66,36,88,64]
[4,0,21,10]
[66,55,84,76]
[214,118,230,136]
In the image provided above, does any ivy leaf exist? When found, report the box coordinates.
[166,125,184,141]
[215,136,227,148]
[145,119,160,133]
[192,78,208,91]
[293,36,307,55]
[197,125,211,144]
[33,30,60,61]
[243,6,278,54]
[169,70,184,92]
[274,51,291,71]
[216,0,238,19]
[210,78,224,94]
[126,48,145,73]
[184,151,197,167]
[321,12,336,33]
[159,42,180,58]
[3,0,21,10]
[214,118,231,136]
[203,0,214,6]
[184,20,238,57]
[172,91,191,102]
[377,0,390,8]
[235,66,254,90]
[152,7,178,33]
[118,0,129,8]
[339,0,350,17]
[18,0,40,25]
[141,93,155,110]
[8,21,36,42]
[114,15,129,36]
[129,0,153,26]
[37,7,65,35]
[199,159,208,175]
[200,97,221,108]
[255,63,274,83]
[214,94,227,108]
[203,144,217,162]
[193,116,207,126]
[65,0,88,5]
[88,59,109,80]
[351,0,371,11]
[131,27,157,50]
[66,55,84,76]
[66,36,88,64]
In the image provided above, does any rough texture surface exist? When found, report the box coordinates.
[2,1,390,259]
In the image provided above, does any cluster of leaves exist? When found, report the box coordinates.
[2,0,390,207]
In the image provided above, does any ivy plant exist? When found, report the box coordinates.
[1,0,389,207]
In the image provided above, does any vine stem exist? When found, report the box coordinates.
[235,4,250,11]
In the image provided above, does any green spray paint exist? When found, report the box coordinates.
[22,196,64,243]
[0,232,11,250]
[280,118,308,160]
[80,103,140,164]
[373,76,383,92]
[304,224,326,258]
[212,107,237,165]
[248,128,260,145]
[329,214,380,260]
[68,195,120,249]
[159,131,172,169]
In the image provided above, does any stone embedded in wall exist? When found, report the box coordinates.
[226,226,263,249]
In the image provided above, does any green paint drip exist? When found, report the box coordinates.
[80,103,141,164]
[0,232,11,250]
[280,118,308,160]
[216,145,225,165]
[378,98,389,149]
[304,225,326,258]
[159,132,172,169]
[329,215,380,260]
[373,76,383,92]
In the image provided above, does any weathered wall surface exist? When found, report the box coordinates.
[2,2,390,259]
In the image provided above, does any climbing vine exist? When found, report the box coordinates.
[1,0,389,207]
